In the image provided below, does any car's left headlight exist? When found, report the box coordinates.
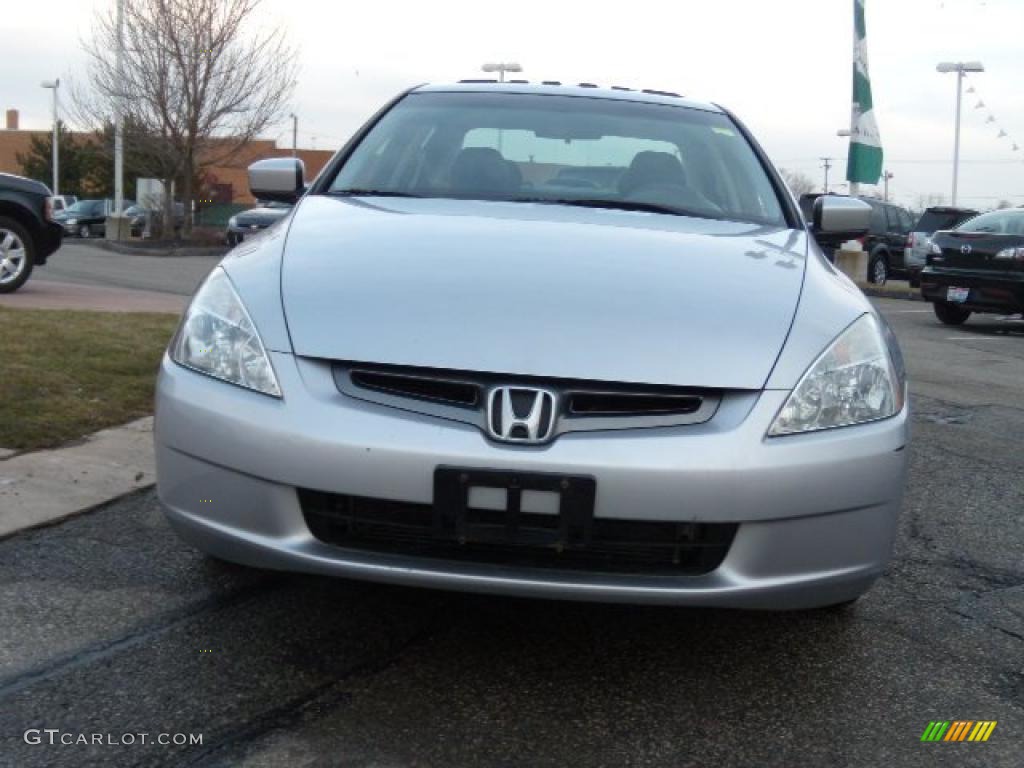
[227,216,238,229]
[768,313,904,436]
[170,268,282,397]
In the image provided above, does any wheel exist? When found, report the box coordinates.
[0,216,35,294]
[78,224,91,239]
[868,254,889,285]
[933,301,971,325]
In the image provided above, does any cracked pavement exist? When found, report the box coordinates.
[1,299,1022,767]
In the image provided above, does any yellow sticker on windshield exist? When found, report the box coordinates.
[711,126,736,137]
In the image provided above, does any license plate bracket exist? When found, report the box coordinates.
[433,467,596,549]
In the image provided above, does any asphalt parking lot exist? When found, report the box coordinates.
[1,299,1022,767]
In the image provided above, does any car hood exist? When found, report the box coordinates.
[280,196,808,389]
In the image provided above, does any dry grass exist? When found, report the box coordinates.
[0,308,179,452]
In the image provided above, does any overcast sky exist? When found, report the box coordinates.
[4,0,1022,209]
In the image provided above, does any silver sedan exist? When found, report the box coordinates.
[156,83,907,609]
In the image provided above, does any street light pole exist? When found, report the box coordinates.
[114,0,125,218]
[290,114,297,157]
[40,80,60,196]
[937,61,984,206]
[882,170,894,201]
[820,157,833,194]
[481,62,522,82]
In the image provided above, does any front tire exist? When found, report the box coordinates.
[78,224,91,239]
[933,301,971,325]
[868,254,889,285]
[0,217,36,294]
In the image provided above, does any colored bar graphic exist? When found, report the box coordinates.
[922,721,996,743]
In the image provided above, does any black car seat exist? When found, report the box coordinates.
[618,151,688,196]
[450,147,519,196]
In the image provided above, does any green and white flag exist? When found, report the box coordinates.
[846,0,883,185]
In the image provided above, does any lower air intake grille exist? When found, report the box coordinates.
[299,489,737,576]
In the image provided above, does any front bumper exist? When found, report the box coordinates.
[155,353,909,608]
[921,267,1024,314]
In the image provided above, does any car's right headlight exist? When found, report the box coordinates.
[66,218,78,225]
[227,216,238,228]
[768,313,904,436]
[170,268,281,397]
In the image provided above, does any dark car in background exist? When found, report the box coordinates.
[921,208,1024,324]
[799,194,914,284]
[224,201,293,245]
[126,202,185,237]
[62,199,117,238]
[0,172,63,293]
[860,197,915,285]
[904,206,979,286]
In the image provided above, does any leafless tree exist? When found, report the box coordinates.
[78,0,297,235]
[778,168,816,198]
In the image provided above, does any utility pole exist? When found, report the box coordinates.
[882,170,894,201]
[114,0,125,218]
[290,114,297,157]
[820,157,833,194]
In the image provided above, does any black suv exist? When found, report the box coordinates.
[799,193,914,284]
[859,197,916,285]
[0,172,64,293]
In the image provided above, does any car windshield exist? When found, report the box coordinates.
[327,91,786,226]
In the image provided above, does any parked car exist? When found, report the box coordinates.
[904,206,979,287]
[798,194,914,282]
[0,172,64,293]
[126,202,185,237]
[859,197,915,285]
[921,208,1024,324]
[50,194,78,218]
[157,82,907,611]
[224,200,293,245]
[62,199,114,238]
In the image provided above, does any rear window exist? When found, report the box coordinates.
[915,210,976,233]
[958,210,1024,234]
[328,91,787,227]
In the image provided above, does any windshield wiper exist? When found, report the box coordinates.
[517,197,721,220]
[329,188,423,198]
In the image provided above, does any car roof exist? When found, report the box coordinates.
[413,81,723,114]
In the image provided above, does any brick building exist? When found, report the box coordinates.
[0,109,335,204]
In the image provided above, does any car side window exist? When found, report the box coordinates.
[869,203,886,233]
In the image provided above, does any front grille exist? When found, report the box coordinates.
[334,362,725,439]
[349,368,480,408]
[567,391,704,416]
[299,489,737,576]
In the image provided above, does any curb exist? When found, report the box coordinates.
[88,240,228,259]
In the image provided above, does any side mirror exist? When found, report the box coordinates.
[248,158,306,204]
[812,195,871,247]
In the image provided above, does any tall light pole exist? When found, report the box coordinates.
[113,0,123,221]
[290,114,297,157]
[40,80,60,196]
[481,62,522,82]
[820,157,833,194]
[937,61,984,206]
[882,170,894,201]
